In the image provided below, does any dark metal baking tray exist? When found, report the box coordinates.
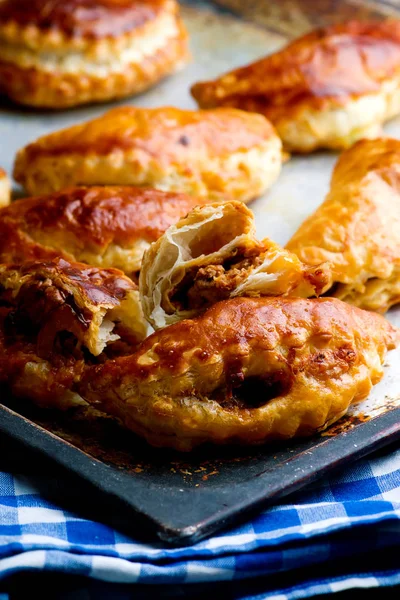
[1,0,400,548]
[1,393,399,546]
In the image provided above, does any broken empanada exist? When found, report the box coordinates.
[80,296,398,451]
[0,257,148,409]
[0,186,206,277]
[192,21,400,152]
[286,138,400,313]
[13,106,282,203]
[140,201,331,328]
[0,257,147,358]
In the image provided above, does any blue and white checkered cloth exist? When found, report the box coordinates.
[1,443,400,598]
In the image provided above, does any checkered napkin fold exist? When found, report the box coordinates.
[0,444,400,599]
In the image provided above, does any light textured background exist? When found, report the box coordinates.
[213,0,400,36]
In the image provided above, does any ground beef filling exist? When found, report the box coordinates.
[171,254,264,311]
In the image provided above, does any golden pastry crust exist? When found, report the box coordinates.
[13,106,283,202]
[0,0,189,108]
[0,186,205,276]
[0,0,175,43]
[80,296,398,451]
[192,20,400,152]
[0,167,11,208]
[0,257,147,357]
[286,138,400,313]
[0,306,88,410]
[140,201,331,328]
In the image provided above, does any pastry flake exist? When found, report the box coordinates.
[192,20,400,152]
[0,186,206,277]
[0,167,11,208]
[286,138,400,313]
[13,106,282,203]
[0,0,189,108]
[80,296,399,451]
[139,201,331,328]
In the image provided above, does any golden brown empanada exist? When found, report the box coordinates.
[13,106,283,203]
[0,0,189,108]
[0,167,11,208]
[80,296,398,451]
[0,258,147,357]
[192,21,400,152]
[140,201,331,328]
[0,186,206,277]
[287,138,400,313]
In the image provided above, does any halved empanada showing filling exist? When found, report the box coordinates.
[140,201,331,328]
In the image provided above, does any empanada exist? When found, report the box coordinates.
[140,201,331,328]
[287,138,400,313]
[0,258,147,358]
[80,296,398,451]
[0,186,205,277]
[192,21,400,152]
[0,167,10,208]
[0,0,189,108]
[13,106,282,203]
